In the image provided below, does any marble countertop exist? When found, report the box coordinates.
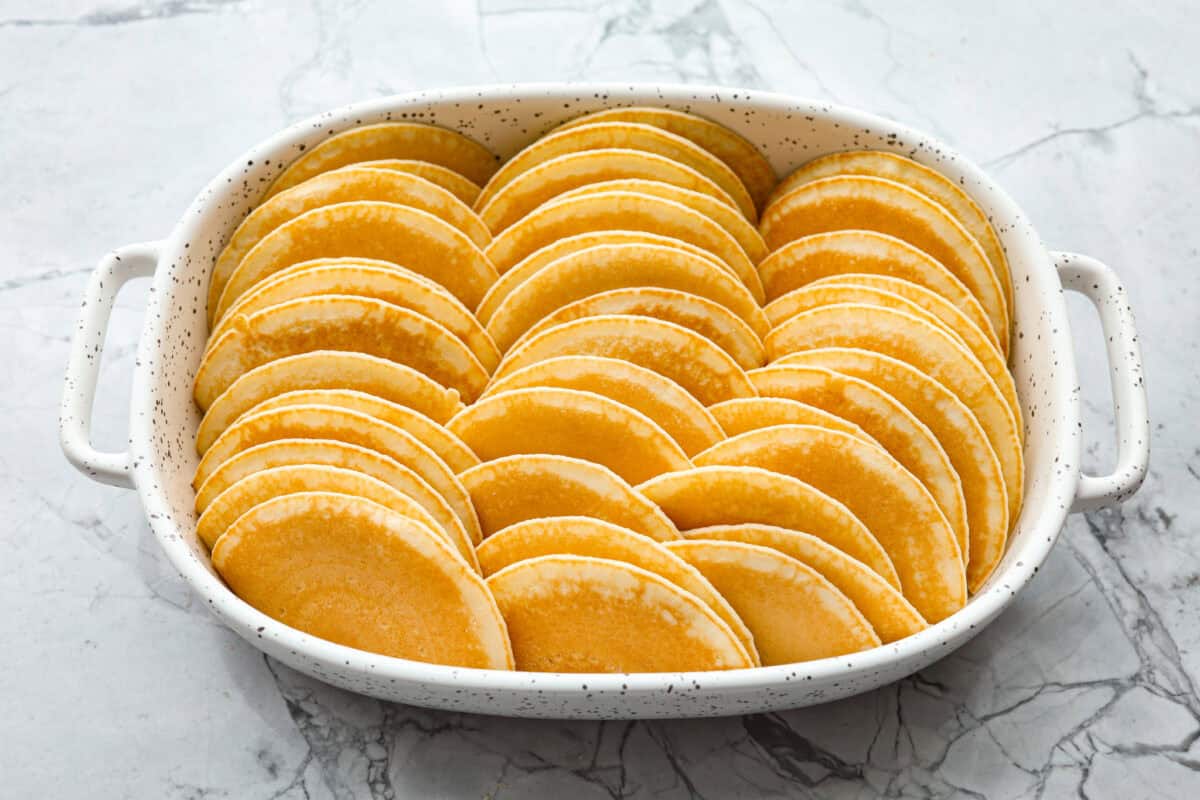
[3,1,1198,796]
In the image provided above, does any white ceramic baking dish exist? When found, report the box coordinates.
[59,84,1149,719]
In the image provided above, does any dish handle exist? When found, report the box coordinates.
[1054,251,1150,512]
[59,241,162,489]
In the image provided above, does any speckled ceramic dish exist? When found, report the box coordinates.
[60,84,1149,719]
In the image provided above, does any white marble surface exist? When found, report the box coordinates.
[2,0,1198,796]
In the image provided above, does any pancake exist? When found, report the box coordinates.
[664,540,880,664]
[483,191,764,302]
[485,242,765,353]
[708,397,875,443]
[493,315,756,406]
[520,285,765,362]
[549,180,767,263]
[800,276,1019,426]
[757,230,1000,357]
[194,295,489,409]
[553,107,776,211]
[637,465,898,588]
[749,365,969,562]
[264,122,499,197]
[760,175,1009,342]
[242,389,479,473]
[349,158,481,205]
[459,454,679,541]
[686,524,927,644]
[514,288,765,371]
[778,271,1001,354]
[758,231,1003,357]
[447,387,690,485]
[771,150,1011,308]
[194,404,481,544]
[476,516,758,665]
[192,437,474,552]
[208,168,490,321]
[475,121,756,220]
[209,260,501,371]
[766,303,1023,527]
[212,492,511,668]
[476,230,742,323]
[778,347,1009,591]
[196,350,462,455]
[477,148,737,232]
[694,424,966,623]
[196,464,478,572]
[481,356,723,457]
[486,555,753,672]
[216,201,498,319]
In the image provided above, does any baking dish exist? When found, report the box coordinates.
[59,84,1149,719]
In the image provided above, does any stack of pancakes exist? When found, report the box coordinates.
[192,108,1021,673]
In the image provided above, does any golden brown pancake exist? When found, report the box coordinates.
[493,315,756,406]
[685,524,927,643]
[708,397,875,443]
[196,350,462,455]
[768,272,994,354]
[758,230,999,356]
[799,276,1019,428]
[481,355,723,457]
[749,364,969,563]
[550,180,767,262]
[241,389,479,473]
[485,242,765,353]
[265,122,499,197]
[476,121,756,220]
[208,259,500,371]
[349,158,482,205]
[216,201,498,318]
[193,437,475,552]
[476,230,741,323]
[771,150,1011,309]
[476,516,758,665]
[513,288,766,370]
[208,168,490,321]
[194,404,481,543]
[447,387,690,485]
[775,274,1005,373]
[196,464,478,571]
[553,107,776,211]
[212,492,511,667]
[778,347,1009,591]
[478,148,737,232]
[664,540,880,664]
[766,303,1023,527]
[637,465,898,588]
[694,424,966,623]
[483,191,763,302]
[459,454,679,541]
[194,295,489,409]
[761,176,1009,343]
[486,555,753,672]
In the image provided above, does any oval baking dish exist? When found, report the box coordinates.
[59,84,1149,719]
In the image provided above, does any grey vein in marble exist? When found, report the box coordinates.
[0,0,244,28]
